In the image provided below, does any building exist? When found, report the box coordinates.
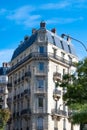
[7,22,79,130]
[0,63,9,109]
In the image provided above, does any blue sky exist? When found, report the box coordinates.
[0,0,87,66]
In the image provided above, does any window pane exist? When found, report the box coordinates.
[39,46,44,53]
[39,62,44,71]
[38,80,44,88]
[38,97,43,107]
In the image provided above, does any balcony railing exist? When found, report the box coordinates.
[25,71,31,77]
[21,108,31,117]
[34,87,46,94]
[51,109,68,118]
[8,52,74,73]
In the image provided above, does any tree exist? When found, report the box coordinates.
[60,58,87,129]
[0,108,10,129]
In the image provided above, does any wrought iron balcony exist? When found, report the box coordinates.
[51,109,68,119]
[34,70,46,76]
[25,71,31,77]
[34,87,46,95]
[8,52,74,73]
[21,108,31,118]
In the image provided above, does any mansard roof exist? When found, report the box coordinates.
[11,22,76,61]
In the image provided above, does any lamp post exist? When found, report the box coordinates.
[61,34,87,130]
[61,34,87,52]
[52,71,61,130]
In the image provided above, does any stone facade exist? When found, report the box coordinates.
[7,22,79,130]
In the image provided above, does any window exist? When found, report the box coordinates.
[63,118,66,130]
[60,40,64,50]
[38,97,43,107]
[52,36,56,45]
[53,48,57,58]
[38,62,44,71]
[38,79,44,88]
[38,46,44,53]
[37,117,43,130]
[68,56,72,64]
[61,52,65,61]
[68,44,71,53]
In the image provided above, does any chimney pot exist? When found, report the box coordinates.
[51,28,56,33]
[40,21,46,28]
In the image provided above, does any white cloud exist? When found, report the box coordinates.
[40,1,70,10]
[40,0,87,10]
[46,17,84,24]
[6,5,41,27]
[0,49,14,66]
[7,5,35,20]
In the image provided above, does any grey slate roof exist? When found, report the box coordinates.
[11,26,76,61]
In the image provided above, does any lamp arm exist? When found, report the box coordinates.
[62,34,87,52]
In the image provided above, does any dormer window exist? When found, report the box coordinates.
[60,41,64,50]
[52,36,56,45]
[68,44,71,53]
[68,55,72,64]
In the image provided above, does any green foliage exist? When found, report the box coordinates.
[0,108,10,129]
[60,57,87,124]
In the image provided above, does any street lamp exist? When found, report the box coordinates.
[52,71,61,130]
[61,34,87,52]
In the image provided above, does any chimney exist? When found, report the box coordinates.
[2,62,8,67]
[40,21,46,28]
[51,28,56,33]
